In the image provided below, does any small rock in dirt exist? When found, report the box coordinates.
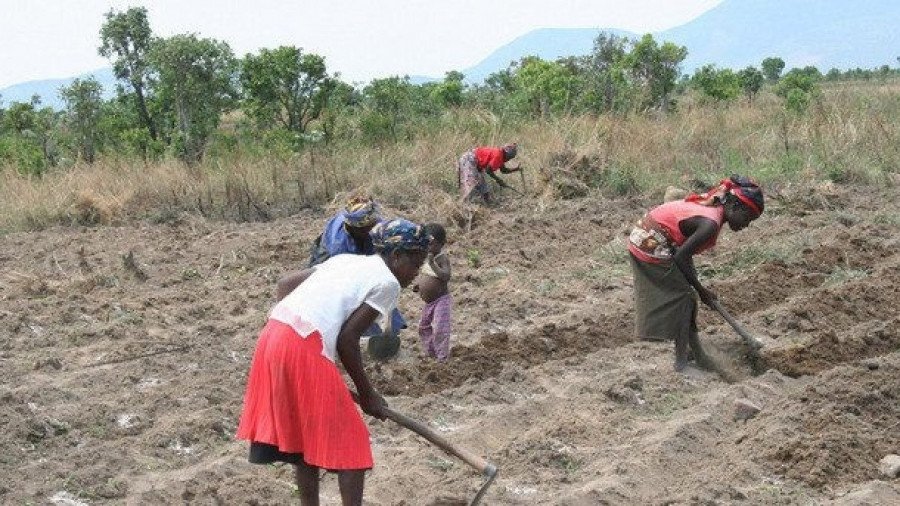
[50,491,90,506]
[605,386,643,405]
[879,454,900,478]
[624,375,643,392]
[34,357,63,371]
[426,496,467,506]
[540,337,557,352]
[862,359,880,371]
[733,398,761,421]
[831,480,900,505]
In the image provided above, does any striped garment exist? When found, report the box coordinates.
[457,150,489,201]
[418,293,452,361]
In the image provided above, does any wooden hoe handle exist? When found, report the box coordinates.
[350,391,497,477]
[711,299,764,351]
[383,406,497,477]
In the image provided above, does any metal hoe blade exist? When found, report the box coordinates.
[470,464,498,506]
[367,332,400,360]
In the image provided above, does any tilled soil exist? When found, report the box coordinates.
[0,183,897,504]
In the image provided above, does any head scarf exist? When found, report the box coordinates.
[685,175,764,218]
[371,219,430,254]
[343,194,380,228]
[502,143,518,161]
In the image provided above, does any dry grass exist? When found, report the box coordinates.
[0,82,896,232]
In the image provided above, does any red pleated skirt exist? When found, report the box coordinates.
[236,319,373,470]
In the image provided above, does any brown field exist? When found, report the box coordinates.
[1,176,897,504]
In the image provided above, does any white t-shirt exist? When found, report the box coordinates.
[269,254,400,362]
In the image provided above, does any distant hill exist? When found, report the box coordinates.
[460,27,636,84]
[3,0,898,105]
[0,68,118,110]
[458,0,899,83]
[660,0,900,72]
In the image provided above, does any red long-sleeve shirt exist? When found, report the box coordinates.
[474,147,505,172]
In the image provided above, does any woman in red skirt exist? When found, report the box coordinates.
[236,219,429,505]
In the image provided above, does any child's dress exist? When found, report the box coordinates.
[417,252,452,361]
[236,254,399,470]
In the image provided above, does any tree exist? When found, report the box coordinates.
[60,77,104,163]
[0,97,60,173]
[319,78,358,144]
[761,57,785,82]
[514,57,576,117]
[581,32,631,112]
[798,66,823,79]
[430,71,465,108]
[737,66,764,102]
[624,34,687,111]
[483,68,515,94]
[361,76,415,142]
[2,100,36,134]
[240,46,333,136]
[470,68,515,111]
[775,68,821,113]
[99,7,158,141]
[692,65,741,102]
[150,34,237,163]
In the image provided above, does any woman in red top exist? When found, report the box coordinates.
[457,143,520,203]
[627,175,764,371]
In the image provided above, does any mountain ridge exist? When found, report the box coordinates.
[3,0,897,108]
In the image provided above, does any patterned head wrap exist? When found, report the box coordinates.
[685,175,764,218]
[371,219,430,254]
[502,143,518,161]
[344,195,380,228]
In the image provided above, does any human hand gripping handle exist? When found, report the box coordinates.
[358,388,388,420]
[492,173,523,195]
[697,286,718,308]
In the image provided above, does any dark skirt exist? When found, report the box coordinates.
[249,441,303,465]
[629,253,697,342]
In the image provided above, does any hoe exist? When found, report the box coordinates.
[353,392,498,505]
[711,299,765,355]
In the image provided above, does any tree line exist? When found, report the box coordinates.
[1,7,898,175]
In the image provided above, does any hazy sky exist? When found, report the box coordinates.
[0,0,722,88]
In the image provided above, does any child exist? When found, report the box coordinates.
[236,219,430,505]
[415,223,452,361]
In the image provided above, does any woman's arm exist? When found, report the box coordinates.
[672,216,719,306]
[487,170,513,190]
[337,304,387,419]
[275,268,315,301]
